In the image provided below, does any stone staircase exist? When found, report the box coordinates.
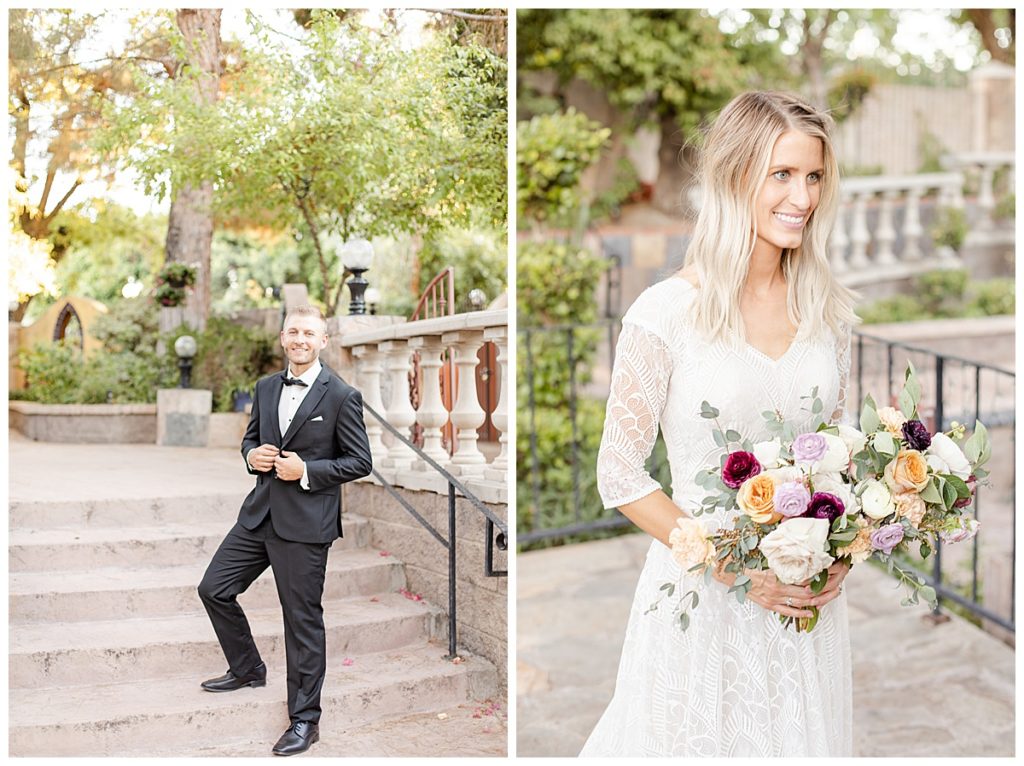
[9,490,497,756]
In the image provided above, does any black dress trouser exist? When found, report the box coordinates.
[198,514,332,724]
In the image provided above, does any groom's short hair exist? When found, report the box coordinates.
[283,305,328,334]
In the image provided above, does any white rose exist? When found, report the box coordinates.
[752,438,784,468]
[812,471,858,516]
[758,517,835,585]
[764,465,803,485]
[814,432,850,473]
[926,433,972,480]
[836,424,868,460]
[860,479,896,520]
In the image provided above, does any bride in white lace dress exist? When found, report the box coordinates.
[581,92,860,757]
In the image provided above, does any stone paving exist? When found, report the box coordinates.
[517,533,1015,757]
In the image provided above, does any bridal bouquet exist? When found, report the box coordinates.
[654,364,991,633]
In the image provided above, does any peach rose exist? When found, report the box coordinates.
[877,406,908,436]
[884,449,930,493]
[737,474,780,524]
[894,491,927,528]
[836,526,874,565]
[668,516,715,571]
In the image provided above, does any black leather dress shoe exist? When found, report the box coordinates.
[200,662,267,692]
[272,721,319,756]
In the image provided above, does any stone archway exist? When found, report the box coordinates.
[52,302,84,351]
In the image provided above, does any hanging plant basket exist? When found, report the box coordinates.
[155,283,187,307]
[158,262,197,289]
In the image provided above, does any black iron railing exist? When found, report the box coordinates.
[353,393,508,659]
[853,331,1014,633]
[518,322,1015,634]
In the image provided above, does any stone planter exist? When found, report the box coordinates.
[9,401,157,443]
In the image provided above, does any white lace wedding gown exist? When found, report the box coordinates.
[582,278,853,757]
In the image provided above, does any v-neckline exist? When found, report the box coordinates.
[742,337,798,365]
[669,276,798,364]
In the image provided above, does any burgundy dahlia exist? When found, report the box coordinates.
[806,491,845,523]
[721,451,762,489]
[901,419,932,451]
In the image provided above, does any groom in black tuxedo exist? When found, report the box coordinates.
[198,305,372,756]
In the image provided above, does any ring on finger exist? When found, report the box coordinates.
[785,597,793,607]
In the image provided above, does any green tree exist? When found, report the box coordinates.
[517,9,765,134]
[99,11,507,315]
[8,9,170,319]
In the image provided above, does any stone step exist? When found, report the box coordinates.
[10,592,442,689]
[10,549,406,624]
[9,643,497,756]
[10,493,244,529]
[9,515,371,572]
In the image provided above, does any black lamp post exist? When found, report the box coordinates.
[174,335,197,389]
[341,238,374,315]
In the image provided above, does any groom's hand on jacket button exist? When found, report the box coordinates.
[249,444,280,472]
[274,450,305,481]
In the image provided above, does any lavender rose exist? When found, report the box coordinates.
[774,481,811,518]
[792,433,828,465]
[807,491,845,523]
[940,516,980,544]
[722,451,762,489]
[901,419,932,451]
[870,523,905,555]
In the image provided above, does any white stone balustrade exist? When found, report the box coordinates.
[833,172,966,286]
[341,309,507,504]
[944,152,1016,233]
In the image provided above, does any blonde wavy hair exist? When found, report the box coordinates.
[683,91,859,344]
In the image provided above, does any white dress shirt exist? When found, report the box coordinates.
[247,360,321,490]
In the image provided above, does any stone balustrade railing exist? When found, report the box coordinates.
[831,172,964,283]
[943,152,1016,233]
[833,156,1015,286]
[340,310,508,505]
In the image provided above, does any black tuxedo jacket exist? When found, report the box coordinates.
[238,365,373,544]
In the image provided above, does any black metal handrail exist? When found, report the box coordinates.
[348,387,507,659]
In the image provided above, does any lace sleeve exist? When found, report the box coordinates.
[596,321,672,509]
[830,323,853,425]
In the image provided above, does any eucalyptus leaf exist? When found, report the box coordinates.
[860,402,880,434]
[920,478,943,505]
[897,387,915,419]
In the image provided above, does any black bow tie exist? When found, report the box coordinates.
[282,375,308,387]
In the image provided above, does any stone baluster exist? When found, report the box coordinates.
[977,163,996,230]
[847,191,871,270]
[950,176,966,209]
[352,343,388,467]
[379,339,417,471]
[407,335,450,469]
[901,187,924,262]
[442,329,488,477]
[483,326,508,484]
[829,201,849,273]
[874,190,898,266]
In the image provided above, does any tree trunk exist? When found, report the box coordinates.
[967,9,1015,65]
[801,12,833,110]
[165,9,222,331]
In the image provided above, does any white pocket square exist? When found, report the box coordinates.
[310,415,324,422]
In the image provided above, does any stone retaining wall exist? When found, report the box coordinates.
[344,481,508,694]
[9,402,157,443]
